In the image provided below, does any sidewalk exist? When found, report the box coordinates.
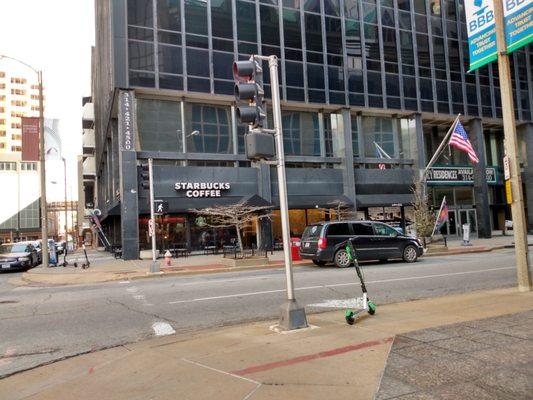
[0,288,531,400]
[17,233,532,287]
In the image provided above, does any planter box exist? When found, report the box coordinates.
[220,256,269,268]
[140,250,157,260]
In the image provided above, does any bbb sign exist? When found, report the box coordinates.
[464,0,498,71]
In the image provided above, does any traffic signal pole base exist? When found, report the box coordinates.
[277,299,308,331]
[150,261,160,274]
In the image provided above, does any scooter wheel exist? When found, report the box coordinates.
[345,310,355,325]
[368,301,376,315]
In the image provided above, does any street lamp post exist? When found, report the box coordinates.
[0,55,48,267]
[47,148,68,243]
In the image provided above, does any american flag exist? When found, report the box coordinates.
[449,121,479,164]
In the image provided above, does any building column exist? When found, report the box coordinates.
[340,108,356,209]
[256,163,272,251]
[469,118,492,238]
[117,90,139,260]
[413,113,426,172]
[520,123,533,233]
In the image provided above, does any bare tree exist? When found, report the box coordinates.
[190,203,273,253]
[327,200,358,221]
[411,177,436,247]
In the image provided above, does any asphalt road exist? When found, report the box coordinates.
[0,250,519,377]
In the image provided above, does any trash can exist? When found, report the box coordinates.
[290,237,301,261]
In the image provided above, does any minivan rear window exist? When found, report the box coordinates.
[302,225,322,239]
[326,223,351,236]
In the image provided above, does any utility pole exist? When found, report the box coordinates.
[148,158,159,273]
[493,0,531,292]
[38,70,49,268]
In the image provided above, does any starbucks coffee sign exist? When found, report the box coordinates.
[174,182,231,198]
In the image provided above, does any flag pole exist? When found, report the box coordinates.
[374,141,392,159]
[431,196,446,238]
[423,114,461,179]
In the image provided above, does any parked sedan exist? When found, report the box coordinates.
[300,220,424,268]
[0,242,39,271]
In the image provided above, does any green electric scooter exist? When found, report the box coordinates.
[344,239,376,325]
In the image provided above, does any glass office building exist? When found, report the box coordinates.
[93,0,533,259]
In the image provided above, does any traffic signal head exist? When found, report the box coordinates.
[233,60,258,82]
[233,57,265,128]
[139,164,149,190]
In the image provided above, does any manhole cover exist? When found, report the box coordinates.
[0,300,19,304]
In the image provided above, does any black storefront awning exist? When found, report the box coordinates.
[144,194,273,214]
[356,193,413,208]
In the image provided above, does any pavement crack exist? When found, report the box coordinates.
[0,348,60,359]
[106,298,178,324]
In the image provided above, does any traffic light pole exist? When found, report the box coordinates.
[267,55,308,330]
[494,1,531,292]
[148,158,159,273]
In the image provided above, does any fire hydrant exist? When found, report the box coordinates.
[164,250,172,266]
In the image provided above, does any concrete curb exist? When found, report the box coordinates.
[19,262,314,287]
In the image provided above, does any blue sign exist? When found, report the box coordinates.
[504,0,533,54]
[464,0,498,71]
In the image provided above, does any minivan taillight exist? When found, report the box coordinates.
[318,237,327,250]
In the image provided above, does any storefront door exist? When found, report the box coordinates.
[458,209,478,236]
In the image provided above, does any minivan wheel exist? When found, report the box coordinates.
[334,249,352,268]
[403,245,418,263]
[312,260,327,266]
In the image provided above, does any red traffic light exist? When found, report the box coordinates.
[233,60,258,82]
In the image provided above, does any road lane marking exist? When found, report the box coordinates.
[152,322,176,336]
[231,337,394,376]
[168,266,515,305]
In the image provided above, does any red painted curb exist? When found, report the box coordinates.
[231,336,394,376]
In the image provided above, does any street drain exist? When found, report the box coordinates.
[0,300,19,304]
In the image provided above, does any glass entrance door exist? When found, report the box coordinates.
[459,209,478,236]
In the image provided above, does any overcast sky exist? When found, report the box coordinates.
[0,0,95,201]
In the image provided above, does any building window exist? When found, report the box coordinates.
[11,77,27,84]
[20,162,37,171]
[11,89,26,96]
[185,103,233,154]
[363,116,396,158]
[137,98,183,152]
[282,111,320,156]
[19,199,40,229]
[0,162,16,171]
[11,146,22,152]
[11,134,22,140]
[0,142,5,149]
[0,130,6,137]
[11,100,27,107]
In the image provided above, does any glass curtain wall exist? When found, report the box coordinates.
[126,0,533,120]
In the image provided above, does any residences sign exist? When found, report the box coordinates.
[427,167,497,185]
[465,0,497,71]
[504,0,533,54]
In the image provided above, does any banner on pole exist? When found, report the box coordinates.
[465,0,498,71]
[21,117,40,161]
[504,0,533,54]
